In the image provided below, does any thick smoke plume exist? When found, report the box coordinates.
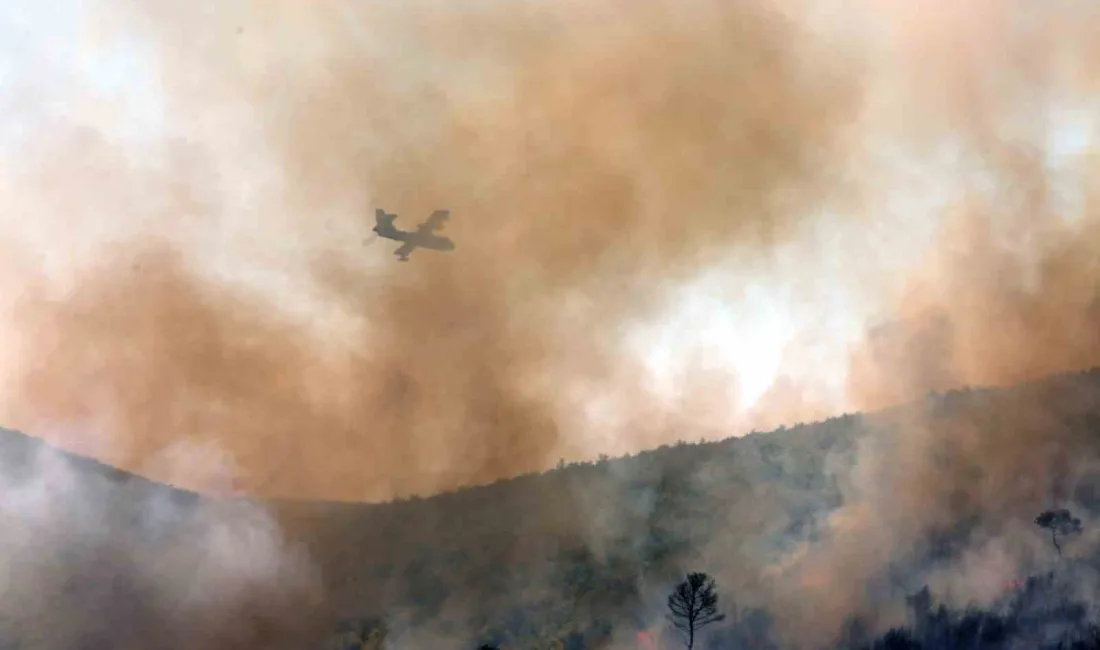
[0,0,864,501]
[766,1,1100,644]
[2,0,1100,647]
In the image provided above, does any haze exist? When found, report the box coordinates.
[0,0,1096,501]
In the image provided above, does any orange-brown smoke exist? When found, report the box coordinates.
[3,0,1100,644]
[0,0,865,501]
[858,217,1100,402]
[765,1,1100,643]
[844,0,1100,407]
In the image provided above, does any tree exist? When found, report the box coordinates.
[667,572,726,650]
[1036,509,1083,556]
[331,617,386,650]
[868,628,922,650]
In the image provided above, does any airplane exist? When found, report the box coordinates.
[372,208,456,261]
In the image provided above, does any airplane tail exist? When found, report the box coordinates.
[374,209,400,237]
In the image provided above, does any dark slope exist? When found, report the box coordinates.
[271,367,1100,649]
[0,425,203,509]
[273,409,873,648]
[2,367,1099,649]
[0,429,320,650]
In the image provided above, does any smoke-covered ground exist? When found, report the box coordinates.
[277,371,1100,650]
[0,431,323,649]
[0,0,1099,648]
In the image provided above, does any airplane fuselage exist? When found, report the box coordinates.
[373,209,455,261]
[375,228,455,260]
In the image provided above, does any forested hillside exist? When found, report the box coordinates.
[2,367,1099,649]
[279,410,862,647]
[277,367,1100,650]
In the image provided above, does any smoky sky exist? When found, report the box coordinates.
[757,3,1100,643]
[0,0,1097,506]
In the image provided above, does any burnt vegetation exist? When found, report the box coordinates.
[668,573,726,650]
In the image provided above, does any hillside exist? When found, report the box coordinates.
[275,367,1100,650]
[0,425,203,508]
[0,427,319,650]
[2,368,1100,649]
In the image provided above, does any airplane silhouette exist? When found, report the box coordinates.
[372,208,456,261]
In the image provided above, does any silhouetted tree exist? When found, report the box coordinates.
[667,572,726,650]
[1036,509,1083,556]
[866,628,921,650]
[332,617,386,650]
[840,616,872,650]
[1063,625,1100,650]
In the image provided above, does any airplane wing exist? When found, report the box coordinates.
[417,209,450,234]
[393,241,417,260]
[416,235,455,252]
